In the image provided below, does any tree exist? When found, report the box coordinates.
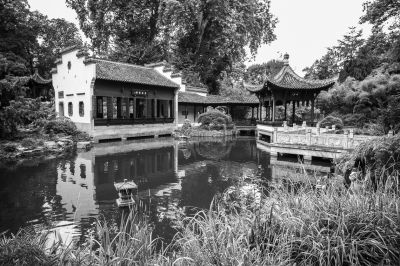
[361,0,400,62]
[35,18,82,77]
[245,60,284,84]
[66,0,278,94]
[303,27,366,81]
[360,0,400,28]
[170,0,277,94]
[303,48,341,80]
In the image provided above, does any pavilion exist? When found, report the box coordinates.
[245,54,336,126]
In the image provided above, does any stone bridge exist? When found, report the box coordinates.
[257,123,379,162]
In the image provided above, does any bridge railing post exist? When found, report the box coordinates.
[273,127,278,143]
[307,129,312,146]
[344,130,349,149]
[283,121,288,132]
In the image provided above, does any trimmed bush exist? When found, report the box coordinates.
[319,115,344,129]
[197,107,234,131]
[44,117,78,135]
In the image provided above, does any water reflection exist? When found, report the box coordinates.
[0,137,331,243]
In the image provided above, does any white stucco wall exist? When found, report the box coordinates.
[52,49,96,132]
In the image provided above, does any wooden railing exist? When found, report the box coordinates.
[94,117,174,126]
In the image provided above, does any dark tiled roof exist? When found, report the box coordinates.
[245,62,336,93]
[186,85,208,94]
[178,92,258,105]
[88,58,179,88]
[178,92,207,103]
[59,45,80,55]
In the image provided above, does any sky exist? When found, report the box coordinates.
[28,0,372,75]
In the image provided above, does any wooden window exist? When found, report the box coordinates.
[136,98,146,118]
[129,98,134,118]
[68,102,73,116]
[112,98,117,118]
[169,100,173,118]
[96,97,103,118]
[58,91,64,99]
[121,98,128,118]
[79,101,84,117]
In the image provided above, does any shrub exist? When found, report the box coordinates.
[336,134,400,187]
[319,115,344,129]
[342,113,368,127]
[21,138,37,148]
[197,108,234,131]
[2,143,18,153]
[44,117,78,135]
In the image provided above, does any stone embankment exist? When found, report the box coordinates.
[0,136,93,164]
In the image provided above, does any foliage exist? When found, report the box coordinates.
[44,117,79,136]
[245,59,285,84]
[319,115,344,129]
[173,179,400,265]
[337,134,400,179]
[0,228,58,265]
[35,18,82,77]
[317,71,400,132]
[304,27,365,81]
[0,0,82,109]
[66,0,277,94]
[0,97,55,139]
[197,107,234,130]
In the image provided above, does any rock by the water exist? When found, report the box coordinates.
[77,141,91,150]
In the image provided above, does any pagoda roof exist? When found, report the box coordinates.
[246,55,336,93]
[31,70,52,85]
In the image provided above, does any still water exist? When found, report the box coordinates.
[0,137,331,243]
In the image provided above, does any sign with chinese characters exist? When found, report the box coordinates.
[131,90,148,97]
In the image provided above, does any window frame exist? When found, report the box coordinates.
[79,101,84,117]
[68,102,73,116]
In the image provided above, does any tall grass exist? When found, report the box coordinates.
[1,176,399,265]
[170,176,400,265]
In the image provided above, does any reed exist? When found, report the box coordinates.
[1,174,399,265]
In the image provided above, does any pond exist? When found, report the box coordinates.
[0,137,332,244]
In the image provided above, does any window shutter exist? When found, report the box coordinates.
[107,97,113,119]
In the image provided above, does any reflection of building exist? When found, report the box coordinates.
[93,142,177,202]
[56,152,96,222]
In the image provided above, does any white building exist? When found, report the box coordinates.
[52,45,257,142]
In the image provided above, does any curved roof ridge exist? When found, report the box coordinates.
[270,64,334,86]
[89,58,153,70]
[31,70,52,84]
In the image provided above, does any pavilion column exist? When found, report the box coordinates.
[284,102,287,121]
[259,101,262,121]
[251,107,254,119]
[194,105,197,122]
[292,101,296,124]
[272,99,276,122]
[311,99,315,125]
